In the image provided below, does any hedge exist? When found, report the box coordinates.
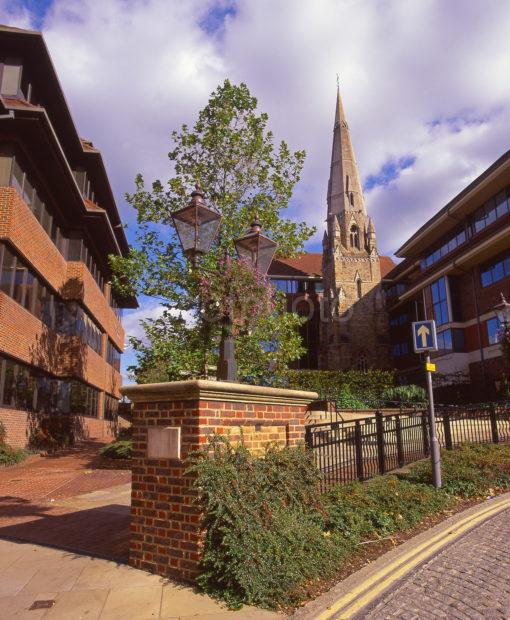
[284,369,396,408]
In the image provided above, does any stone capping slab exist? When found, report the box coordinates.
[121,379,318,406]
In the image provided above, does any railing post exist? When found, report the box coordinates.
[443,411,453,450]
[395,415,404,468]
[375,410,385,475]
[421,411,430,456]
[489,404,499,444]
[354,421,364,481]
[304,425,313,449]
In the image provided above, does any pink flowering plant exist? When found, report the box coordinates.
[499,322,510,367]
[199,257,275,331]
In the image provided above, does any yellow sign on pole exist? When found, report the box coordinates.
[426,362,436,372]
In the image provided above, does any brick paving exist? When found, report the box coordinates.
[0,442,131,561]
[360,507,510,619]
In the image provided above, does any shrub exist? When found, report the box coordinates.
[323,475,450,544]
[382,384,427,407]
[284,369,395,408]
[187,436,344,609]
[0,444,28,466]
[404,444,510,497]
[99,439,133,460]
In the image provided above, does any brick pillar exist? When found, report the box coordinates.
[121,380,317,582]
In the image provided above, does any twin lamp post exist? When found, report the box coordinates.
[171,184,278,382]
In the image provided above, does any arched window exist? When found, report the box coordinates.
[357,278,362,300]
[350,224,360,249]
[357,352,368,372]
[350,192,354,207]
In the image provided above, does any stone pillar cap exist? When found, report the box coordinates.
[121,379,318,406]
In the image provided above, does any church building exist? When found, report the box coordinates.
[269,87,394,370]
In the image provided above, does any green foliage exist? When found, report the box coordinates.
[382,384,427,406]
[188,438,510,610]
[284,369,396,408]
[110,79,315,382]
[404,443,510,497]
[99,439,133,460]
[187,436,344,609]
[323,476,450,544]
[0,444,28,466]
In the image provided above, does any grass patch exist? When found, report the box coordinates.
[0,444,29,466]
[189,439,510,610]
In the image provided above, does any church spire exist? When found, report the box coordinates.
[327,84,366,218]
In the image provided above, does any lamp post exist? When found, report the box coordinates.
[171,185,278,382]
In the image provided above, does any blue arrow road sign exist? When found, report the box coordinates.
[412,320,438,352]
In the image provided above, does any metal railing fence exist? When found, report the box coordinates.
[304,403,510,490]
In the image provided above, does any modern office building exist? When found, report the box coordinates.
[384,150,510,401]
[0,25,136,447]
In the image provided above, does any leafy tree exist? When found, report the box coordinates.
[111,80,315,382]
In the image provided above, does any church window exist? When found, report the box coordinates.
[357,352,368,372]
[357,278,362,300]
[346,175,349,192]
[350,192,354,207]
[350,224,360,249]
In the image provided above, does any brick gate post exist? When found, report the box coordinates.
[120,380,317,582]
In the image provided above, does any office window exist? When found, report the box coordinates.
[0,59,22,96]
[0,245,15,295]
[431,277,449,326]
[487,317,501,345]
[480,252,510,287]
[495,191,509,218]
[0,155,12,185]
[272,279,298,294]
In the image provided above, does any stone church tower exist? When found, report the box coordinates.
[319,87,390,370]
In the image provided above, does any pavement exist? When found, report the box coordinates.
[0,442,131,560]
[293,492,510,619]
[0,538,279,619]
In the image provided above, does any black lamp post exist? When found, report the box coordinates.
[171,186,278,382]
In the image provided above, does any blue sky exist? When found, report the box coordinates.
[2,0,510,380]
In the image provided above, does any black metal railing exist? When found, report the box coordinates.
[305,403,510,490]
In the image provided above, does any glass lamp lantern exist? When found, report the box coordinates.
[494,293,510,325]
[234,216,278,275]
[171,184,221,262]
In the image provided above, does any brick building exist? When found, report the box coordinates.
[0,25,136,447]
[384,150,510,401]
[269,87,395,370]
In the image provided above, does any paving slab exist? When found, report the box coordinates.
[0,539,282,619]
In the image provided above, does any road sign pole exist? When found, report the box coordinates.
[425,353,441,489]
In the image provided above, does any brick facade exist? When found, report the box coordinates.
[122,380,317,582]
[0,407,119,449]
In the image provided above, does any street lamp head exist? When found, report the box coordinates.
[494,292,510,325]
[171,183,222,262]
[234,215,278,275]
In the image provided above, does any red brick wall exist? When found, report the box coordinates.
[0,407,119,448]
[0,293,122,397]
[129,397,306,582]
[0,186,125,353]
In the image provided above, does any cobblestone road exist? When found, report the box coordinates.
[361,507,510,619]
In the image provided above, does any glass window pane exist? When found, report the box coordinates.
[23,271,36,312]
[492,261,504,282]
[1,359,16,405]
[0,245,15,295]
[13,260,27,305]
[11,158,23,194]
[1,61,22,96]
[481,269,492,287]
[22,176,34,207]
[495,191,508,218]
[0,155,12,185]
